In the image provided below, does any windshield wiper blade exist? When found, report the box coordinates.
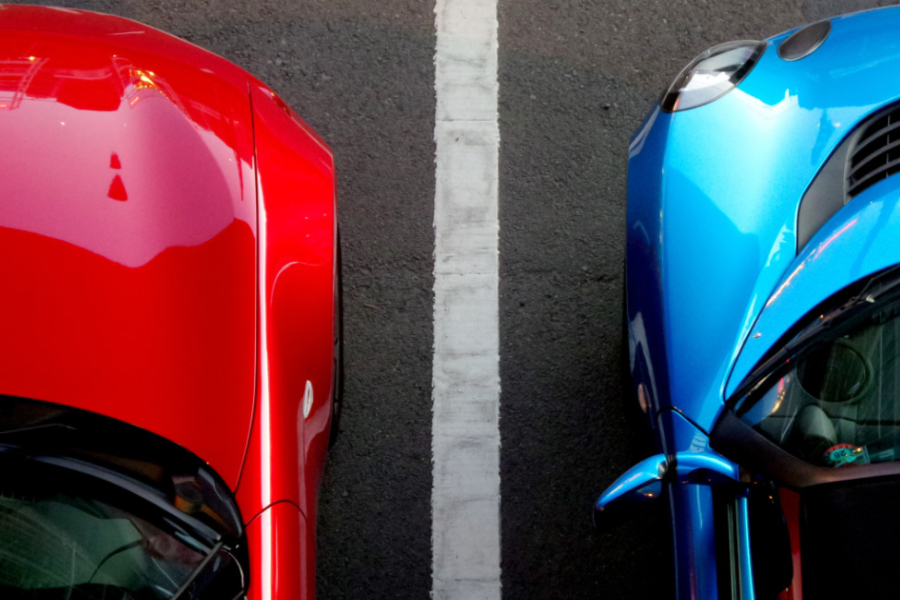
[0,423,77,438]
[170,540,224,600]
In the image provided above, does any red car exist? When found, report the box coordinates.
[0,5,341,599]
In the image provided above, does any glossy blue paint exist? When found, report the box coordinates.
[595,447,737,509]
[626,106,671,426]
[736,495,756,600]
[669,483,719,600]
[674,452,738,483]
[728,174,900,396]
[594,454,666,512]
[657,408,710,455]
[627,7,900,433]
[615,7,900,599]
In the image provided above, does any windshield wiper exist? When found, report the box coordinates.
[170,540,225,600]
[0,423,76,438]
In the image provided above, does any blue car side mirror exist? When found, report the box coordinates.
[594,452,738,526]
[595,454,668,515]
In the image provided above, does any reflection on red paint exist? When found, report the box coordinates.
[778,488,803,600]
[0,5,259,485]
[108,173,127,200]
[245,503,310,600]
[0,32,257,268]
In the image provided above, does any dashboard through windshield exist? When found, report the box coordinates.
[736,272,900,470]
[0,396,247,600]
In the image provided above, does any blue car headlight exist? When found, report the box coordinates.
[661,40,767,112]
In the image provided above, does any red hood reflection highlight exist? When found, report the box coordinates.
[0,45,254,267]
[0,9,259,487]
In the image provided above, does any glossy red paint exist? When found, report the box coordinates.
[777,488,803,600]
[235,80,337,577]
[0,5,258,488]
[245,502,313,600]
[0,6,337,599]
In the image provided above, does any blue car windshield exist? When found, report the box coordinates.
[737,289,900,469]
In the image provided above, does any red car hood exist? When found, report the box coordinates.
[0,6,258,488]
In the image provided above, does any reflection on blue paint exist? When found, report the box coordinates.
[670,483,719,600]
[676,452,738,482]
[737,495,756,600]
[729,178,900,395]
[595,454,666,511]
[627,6,900,434]
[620,9,900,598]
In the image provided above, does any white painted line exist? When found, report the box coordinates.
[432,0,500,598]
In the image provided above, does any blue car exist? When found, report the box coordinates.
[598,8,900,600]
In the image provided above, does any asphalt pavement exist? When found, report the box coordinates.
[9,0,897,597]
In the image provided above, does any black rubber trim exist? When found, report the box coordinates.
[712,484,741,600]
[778,21,831,62]
[851,118,900,165]
[797,100,900,251]
[710,409,900,489]
[848,153,900,196]
[796,130,852,251]
[656,406,710,437]
[329,229,344,447]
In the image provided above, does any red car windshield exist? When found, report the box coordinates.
[0,452,243,600]
[0,396,247,600]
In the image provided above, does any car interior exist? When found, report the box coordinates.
[745,318,900,469]
[712,269,900,599]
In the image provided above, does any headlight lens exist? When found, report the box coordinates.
[661,41,767,113]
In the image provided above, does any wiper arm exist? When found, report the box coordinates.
[170,540,224,600]
[0,423,76,438]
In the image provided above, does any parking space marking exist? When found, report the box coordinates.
[432,0,500,598]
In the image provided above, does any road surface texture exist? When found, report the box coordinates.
[6,0,895,597]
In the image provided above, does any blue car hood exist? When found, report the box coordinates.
[727,173,900,396]
[627,7,900,432]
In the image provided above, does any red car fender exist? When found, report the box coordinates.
[235,82,336,529]
[245,501,313,600]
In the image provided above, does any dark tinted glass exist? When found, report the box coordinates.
[0,454,244,599]
[739,307,900,468]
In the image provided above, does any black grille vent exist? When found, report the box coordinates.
[847,106,900,198]
[799,102,900,251]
